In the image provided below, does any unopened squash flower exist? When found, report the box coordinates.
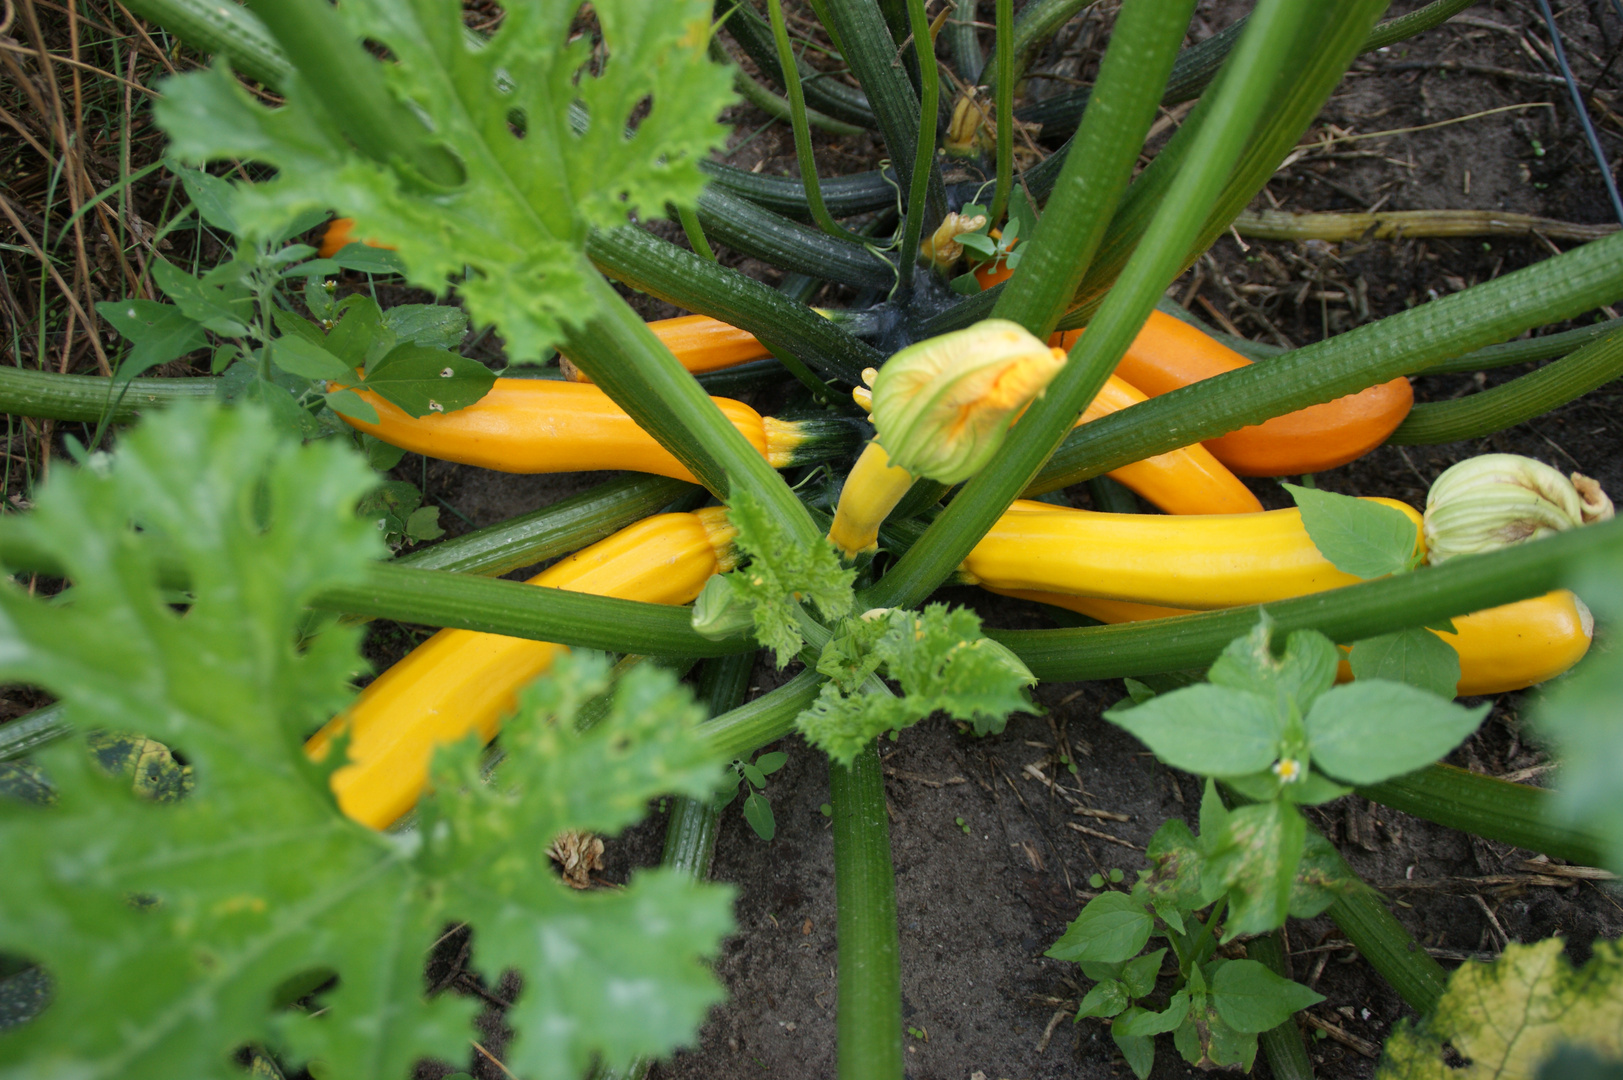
[1423,453,1614,565]
[920,210,989,270]
[826,321,1064,558]
[869,319,1065,484]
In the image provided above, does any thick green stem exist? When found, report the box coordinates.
[714,0,875,128]
[987,0,1015,228]
[693,669,823,763]
[896,0,941,290]
[765,0,875,245]
[866,0,1310,611]
[676,205,718,262]
[586,226,880,386]
[242,0,462,188]
[1390,326,1623,445]
[1358,764,1608,867]
[1029,230,1623,494]
[591,652,754,1080]
[982,0,1095,92]
[1421,316,1623,374]
[1329,886,1448,1017]
[0,366,213,423]
[947,0,983,81]
[695,187,893,287]
[990,0,1196,338]
[831,740,903,1080]
[397,475,694,578]
[1245,932,1315,1080]
[820,0,946,225]
[714,35,865,137]
[122,0,293,86]
[564,273,821,552]
[991,515,1623,681]
[0,704,71,762]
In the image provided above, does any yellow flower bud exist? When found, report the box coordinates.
[1423,453,1614,565]
[920,211,989,270]
[870,320,1065,484]
[945,94,995,157]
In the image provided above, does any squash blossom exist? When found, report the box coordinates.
[869,319,1065,484]
[1423,453,1614,565]
[919,211,988,270]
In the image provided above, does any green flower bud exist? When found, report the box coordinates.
[690,573,755,640]
[1423,453,1614,565]
[869,320,1064,485]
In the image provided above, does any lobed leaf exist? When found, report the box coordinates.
[154,0,736,362]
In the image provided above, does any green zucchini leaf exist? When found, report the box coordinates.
[0,403,731,1080]
[153,0,735,362]
[722,487,855,667]
[1282,482,1418,579]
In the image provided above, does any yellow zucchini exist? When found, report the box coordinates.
[992,588,1593,697]
[961,498,1423,608]
[306,507,737,829]
[338,379,813,481]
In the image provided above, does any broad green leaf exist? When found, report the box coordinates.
[148,257,252,336]
[329,243,407,275]
[1207,615,1339,716]
[755,751,788,775]
[381,304,469,350]
[1075,979,1130,1019]
[725,488,855,666]
[741,790,775,840]
[1141,819,1205,915]
[1305,680,1489,785]
[1290,829,1360,917]
[1349,627,1461,699]
[1210,958,1323,1034]
[1103,683,1279,778]
[1112,1028,1155,1079]
[361,343,497,418]
[1283,483,1418,579]
[173,165,239,234]
[1113,991,1190,1037]
[95,300,209,381]
[404,505,444,542]
[325,296,388,369]
[1046,892,1152,964]
[1204,801,1306,939]
[1202,1008,1260,1070]
[324,388,381,425]
[1535,546,1623,873]
[1377,938,1623,1079]
[1121,948,1166,1000]
[154,0,735,360]
[0,404,731,1080]
[270,335,355,383]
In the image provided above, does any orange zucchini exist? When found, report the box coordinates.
[306,507,737,829]
[337,379,812,481]
[993,587,1593,697]
[1050,310,1414,476]
[1075,375,1262,515]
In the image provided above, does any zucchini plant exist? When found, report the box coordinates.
[3,0,1623,1078]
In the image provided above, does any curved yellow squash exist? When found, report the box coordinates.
[992,588,1593,697]
[963,498,1423,609]
[306,507,737,828]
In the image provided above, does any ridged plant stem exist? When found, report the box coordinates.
[832,740,903,1080]
[866,0,1311,611]
[1358,764,1608,866]
[988,0,1015,228]
[992,515,1623,681]
[1029,229,1623,494]
[1389,326,1623,444]
[1245,932,1315,1080]
[896,0,942,290]
[765,0,874,245]
[990,0,1196,337]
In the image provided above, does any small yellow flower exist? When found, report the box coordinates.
[1271,757,1304,784]
[870,320,1065,484]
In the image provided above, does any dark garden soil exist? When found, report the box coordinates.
[5,1,1623,1078]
